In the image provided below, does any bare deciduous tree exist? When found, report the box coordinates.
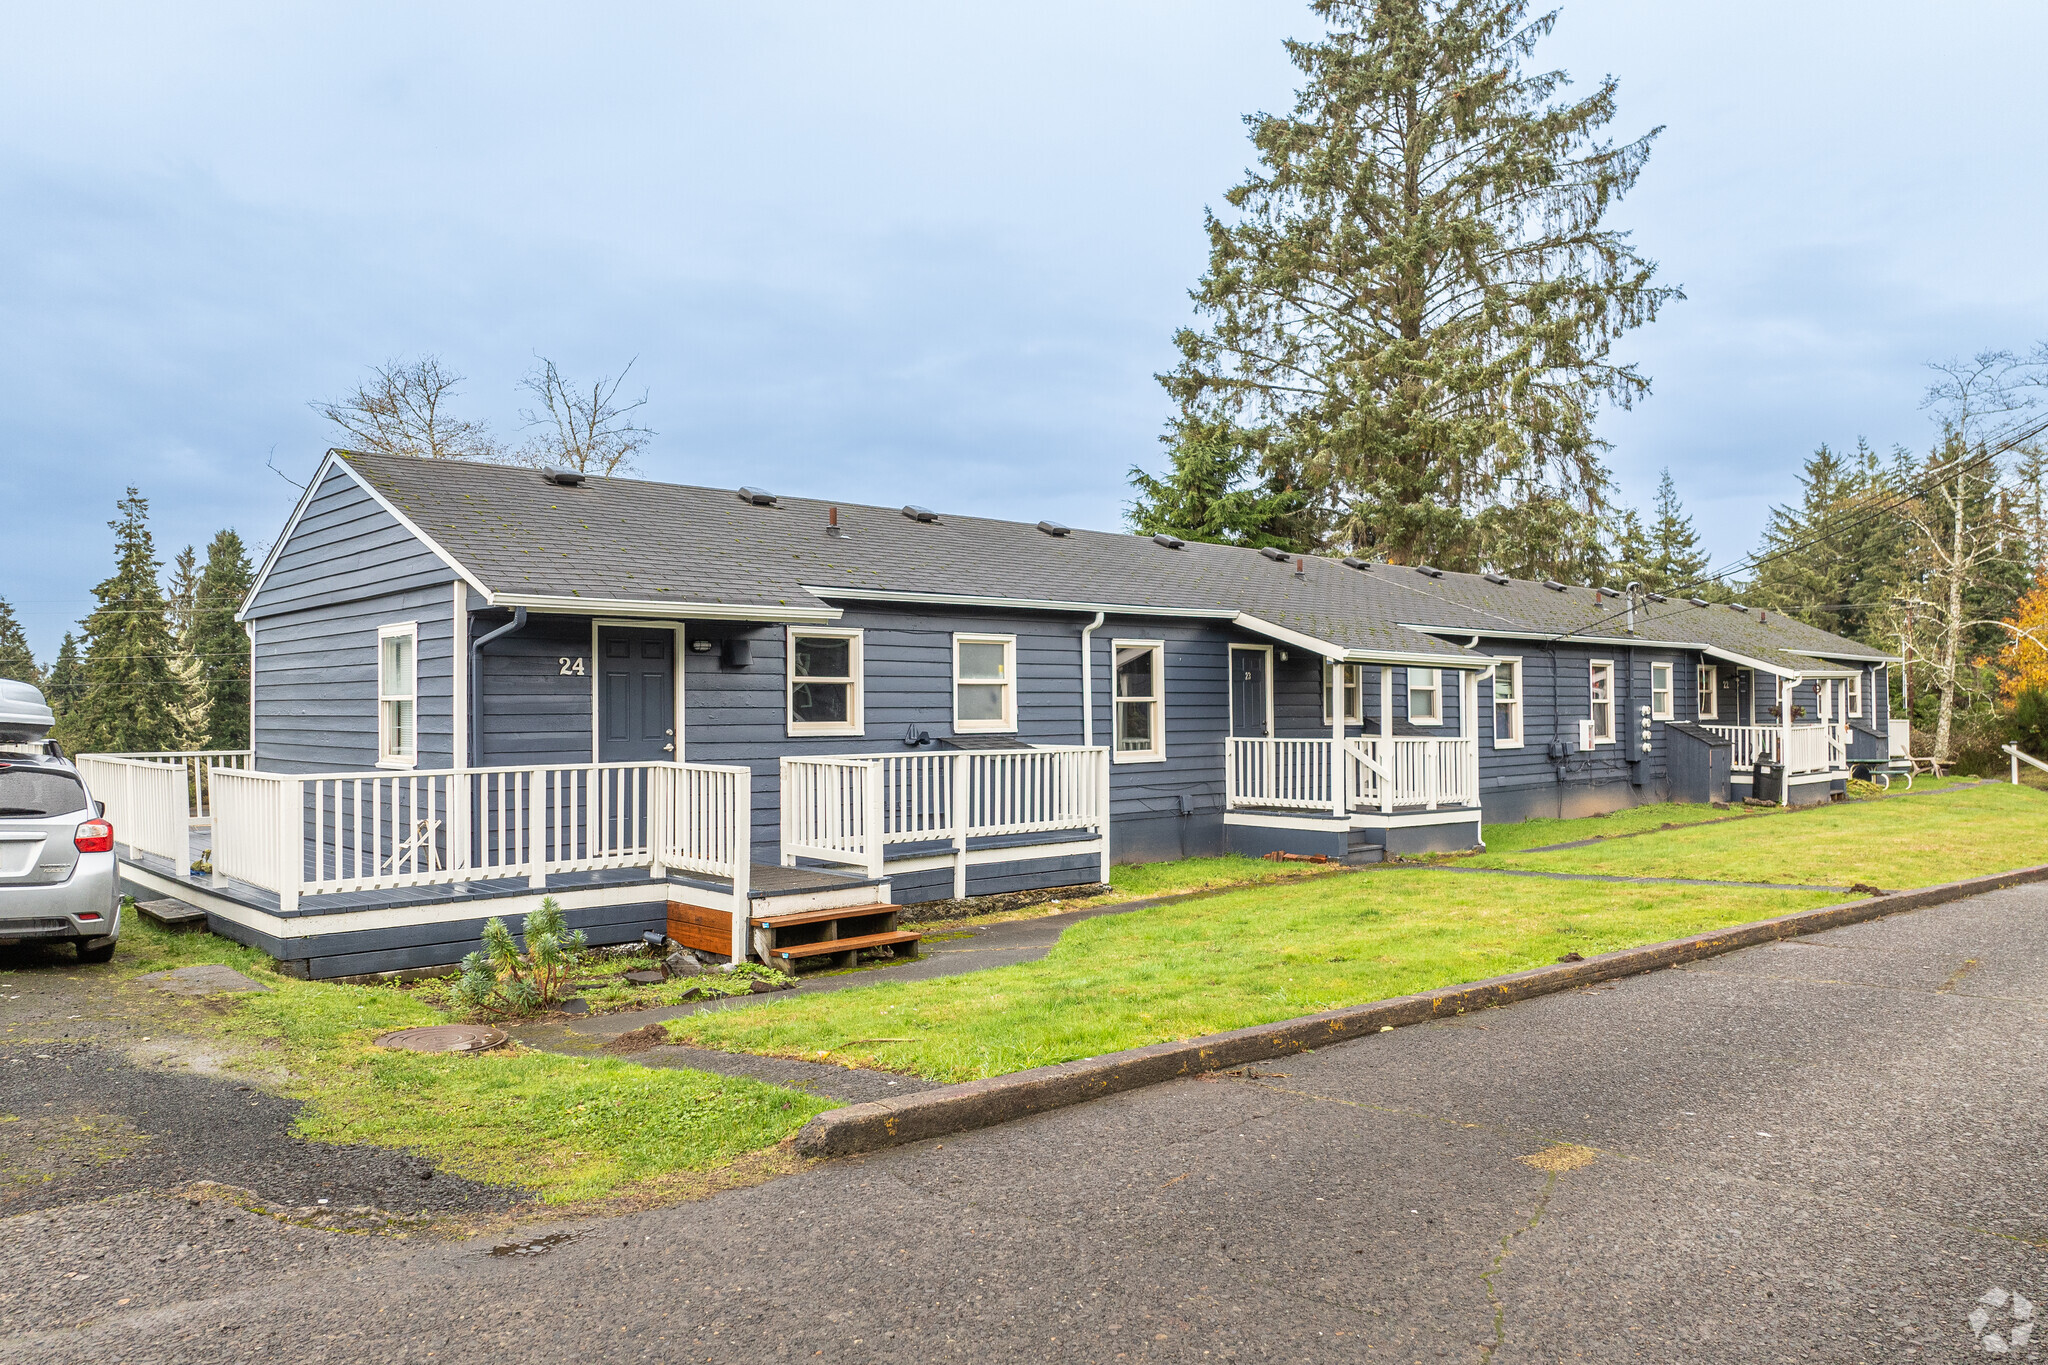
[515,357,654,478]
[311,356,504,461]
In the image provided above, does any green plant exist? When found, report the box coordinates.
[449,897,587,1019]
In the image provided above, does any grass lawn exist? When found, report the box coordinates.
[112,920,832,1204]
[1473,781,2048,889]
[668,872,1832,1083]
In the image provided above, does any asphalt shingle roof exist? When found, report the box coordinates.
[344,451,1889,672]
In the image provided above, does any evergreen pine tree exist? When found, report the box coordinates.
[55,489,185,754]
[0,597,40,686]
[1128,426,1311,550]
[1746,444,1901,640]
[1604,506,1654,590]
[44,633,84,720]
[191,529,255,749]
[1156,0,1676,566]
[1644,469,1713,594]
[164,543,207,746]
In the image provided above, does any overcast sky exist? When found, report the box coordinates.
[4,2,2045,658]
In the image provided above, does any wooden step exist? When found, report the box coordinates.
[754,902,895,928]
[765,929,921,969]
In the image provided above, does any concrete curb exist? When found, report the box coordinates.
[792,861,2048,1158]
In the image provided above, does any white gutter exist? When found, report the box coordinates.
[494,594,841,623]
[1080,611,1104,746]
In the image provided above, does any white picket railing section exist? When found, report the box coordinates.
[75,754,190,863]
[780,748,1110,886]
[1228,736,1478,813]
[1707,724,1845,776]
[91,750,252,820]
[199,760,752,917]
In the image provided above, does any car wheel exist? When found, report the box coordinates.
[77,941,116,964]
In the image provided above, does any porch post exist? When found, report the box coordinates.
[1782,676,1796,777]
[951,752,970,901]
[729,767,752,962]
[275,776,300,916]
[1330,658,1346,820]
[1379,667,1394,815]
[1095,747,1112,887]
[526,767,546,890]
[863,760,886,883]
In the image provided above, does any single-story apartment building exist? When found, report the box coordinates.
[87,451,1894,978]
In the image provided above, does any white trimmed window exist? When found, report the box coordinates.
[1697,665,1718,720]
[377,622,418,767]
[787,628,863,735]
[1113,641,1164,760]
[953,634,1016,733]
[1589,660,1614,742]
[1406,668,1441,725]
[1322,661,1363,725]
[1650,662,1674,721]
[1847,672,1863,718]
[1491,658,1522,746]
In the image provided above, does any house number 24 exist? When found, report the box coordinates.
[558,656,586,676]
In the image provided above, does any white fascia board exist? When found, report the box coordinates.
[501,594,841,623]
[1783,648,1901,666]
[1234,613,1471,667]
[803,585,1238,620]
[1403,623,1680,651]
[239,451,489,621]
[1698,645,1816,678]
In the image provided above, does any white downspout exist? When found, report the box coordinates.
[1080,612,1105,747]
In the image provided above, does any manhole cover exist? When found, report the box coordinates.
[375,1025,508,1054]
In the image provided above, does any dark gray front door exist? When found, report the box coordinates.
[1230,647,1269,738]
[598,627,675,762]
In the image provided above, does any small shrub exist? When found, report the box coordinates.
[449,897,588,1019]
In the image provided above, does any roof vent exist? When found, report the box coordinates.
[1687,596,1710,607]
[1341,556,1372,571]
[1259,546,1290,562]
[1483,573,1510,586]
[1646,592,1668,603]
[1415,565,1444,578]
[1037,520,1072,537]
[902,505,939,523]
[1542,579,1567,592]
[1728,602,1749,613]
[738,486,777,507]
[542,468,587,488]
[1151,533,1185,550]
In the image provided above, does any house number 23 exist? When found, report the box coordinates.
[558,656,586,676]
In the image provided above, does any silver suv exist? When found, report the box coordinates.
[0,680,119,962]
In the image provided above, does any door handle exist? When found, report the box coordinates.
[665,728,675,736]
[663,743,675,753]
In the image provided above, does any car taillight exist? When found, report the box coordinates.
[74,819,114,854]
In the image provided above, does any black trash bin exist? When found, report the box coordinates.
[1751,760,1785,804]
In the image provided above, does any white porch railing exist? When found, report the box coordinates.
[75,754,190,863]
[1707,724,1845,776]
[82,750,251,820]
[780,747,1111,896]
[195,761,751,926]
[1228,736,1478,814]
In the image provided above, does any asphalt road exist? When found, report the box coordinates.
[9,883,2048,1363]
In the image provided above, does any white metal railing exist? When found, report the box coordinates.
[196,761,752,919]
[75,754,189,863]
[1228,736,1478,813]
[89,750,252,820]
[780,748,1111,881]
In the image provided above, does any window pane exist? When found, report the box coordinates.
[1115,647,1155,700]
[957,681,1007,722]
[791,681,849,724]
[0,769,87,817]
[381,634,412,697]
[793,637,850,680]
[959,642,1008,681]
[1117,699,1154,751]
[1494,666,1516,702]
[1495,702,1516,742]
[386,699,414,757]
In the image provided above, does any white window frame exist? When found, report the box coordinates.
[1589,660,1615,743]
[1406,667,1442,726]
[1697,665,1719,721]
[1322,661,1364,726]
[376,621,419,768]
[1489,656,1523,748]
[1650,661,1674,721]
[1846,671,1862,718]
[786,627,864,736]
[1111,639,1166,762]
[952,633,1017,734]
